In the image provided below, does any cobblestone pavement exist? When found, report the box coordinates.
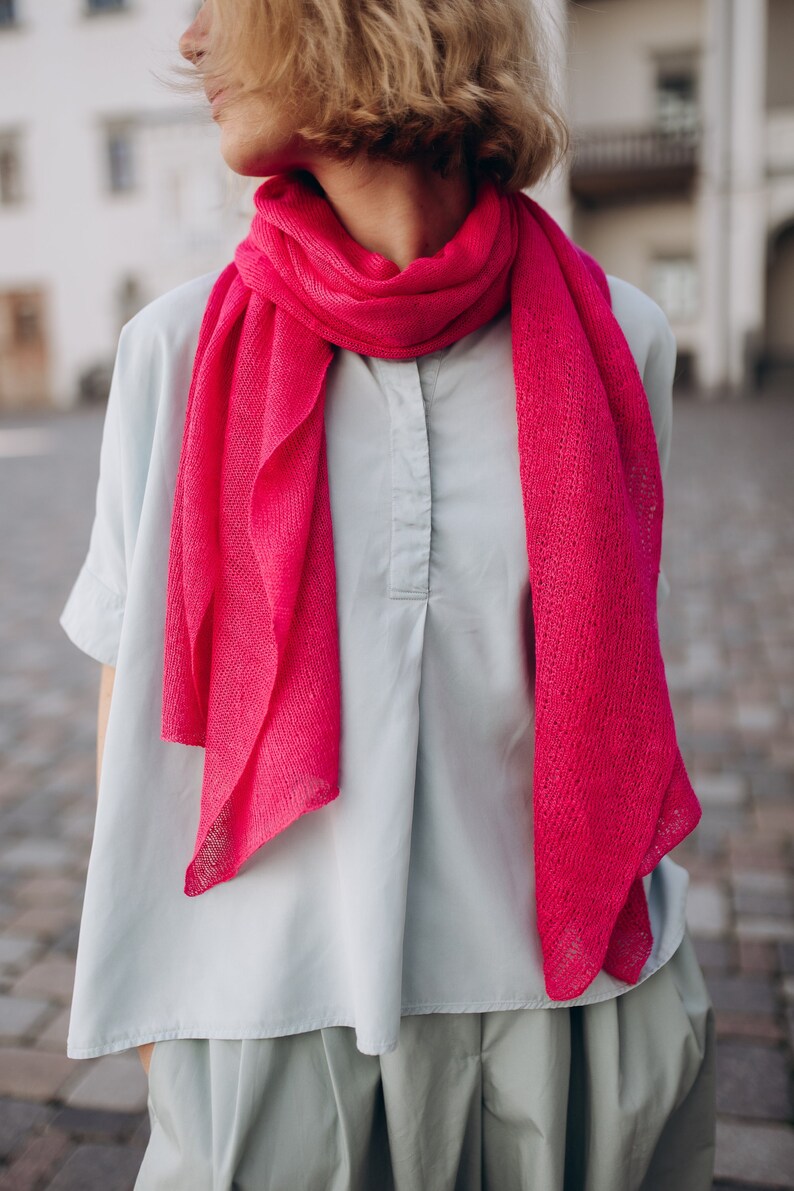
[0,394,792,1189]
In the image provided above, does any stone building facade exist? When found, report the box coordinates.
[0,0,792,407]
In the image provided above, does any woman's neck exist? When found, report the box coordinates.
[302,153,477,272]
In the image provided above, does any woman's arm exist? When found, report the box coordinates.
[97,664,116,794]
[96,664,154,1076]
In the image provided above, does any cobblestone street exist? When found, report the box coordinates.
[0,393,792,1189]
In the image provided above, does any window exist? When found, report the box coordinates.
[0,131,23,204]
[11,293,43,347]
[105,123,136,193]
[0,1,17,28]
[649,257,698,324]
[116,273,144,326]
[86,0,128,12]
[655,54,699,135]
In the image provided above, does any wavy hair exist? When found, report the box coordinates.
[172,0,569,192]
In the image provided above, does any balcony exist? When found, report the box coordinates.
[570,125,701,207]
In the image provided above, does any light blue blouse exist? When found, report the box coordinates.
[59,266,689,1059]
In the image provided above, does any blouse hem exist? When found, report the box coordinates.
[66,919,687,1061]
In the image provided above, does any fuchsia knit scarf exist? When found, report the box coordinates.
[161,169,702,1000]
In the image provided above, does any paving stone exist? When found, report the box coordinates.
[728,837,790,868]
[737,917,794,943]
[712,1183,789,1190]
[50,922,81,956]
[0,1048,75,1102]
[65,1054,149,1114]
[0,1098,51,1160]
[691,822,737,856]
[0,936,40,972]
[748,768,794,800]
[11,876,84,908]
[734,890,794,918]
[715,1012,786,1043]
[0,840,75,872]
[695,772,748,806]
[59,812,95,842]
[733,871,792,896]
[48,1105,146,1144]
[716,1041,793,1121]
[9,955,75,1004]
[2,802,60,836]
[129,1122,151,1154]
[769,741,794,766]
[33,1006,71,1052]
[713,1118,794,1186]
[678,730,738,756]
[694,937,738,972]
[735,703,783,732]
[690,699,735,732]
[684,639,723,679]
[0,1127,73,1191]
[687,881,731,937]
[46,1141,144,1191]
[707,974,778,1015]
[737,940,779,974]
[5,906,79,941]
[753,799,794,832]
[672,852,727,883]
[781,942,794,975]
[0,994,52,1041]
[709,800,752,828]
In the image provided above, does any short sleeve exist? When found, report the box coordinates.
[640,308,676,609]
[59,329,129,667]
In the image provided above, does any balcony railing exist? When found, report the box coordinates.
[570,124,701,205]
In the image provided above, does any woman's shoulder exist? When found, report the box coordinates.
[96,267,225,514]
[604,276,676,460]
[108,266,225,446]
[119,266,225,364]
[605,275,676,382]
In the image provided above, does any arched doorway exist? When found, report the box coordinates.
[762,220,794,391]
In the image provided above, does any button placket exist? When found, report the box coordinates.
[373,357,433,600]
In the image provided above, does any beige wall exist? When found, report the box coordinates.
[573,199,699,351]
[565,0,794,390]
[567,0,704,127]
[0,0,248,409]
[573,201,694,284]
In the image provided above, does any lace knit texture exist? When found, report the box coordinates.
[161,171,702,1001]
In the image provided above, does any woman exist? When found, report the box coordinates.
[58,0,716,1187]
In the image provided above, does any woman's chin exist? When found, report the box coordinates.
[213,117,309,179]
[213,131,262,176]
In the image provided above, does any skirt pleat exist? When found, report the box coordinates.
[134,929,716,1191]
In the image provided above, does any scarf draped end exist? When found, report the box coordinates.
[539,748,702,1001]
[184,778,341,897]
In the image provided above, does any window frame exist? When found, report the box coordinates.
[103,119,138,196]
[84,0,131,16]
[652,48,700,137]
[648,255,699,325]
[0,128,25,205]
[0,0,18,29]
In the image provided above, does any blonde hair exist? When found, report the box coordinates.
[173,0,569,193]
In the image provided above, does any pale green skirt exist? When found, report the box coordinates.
[134,929,715,1191]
